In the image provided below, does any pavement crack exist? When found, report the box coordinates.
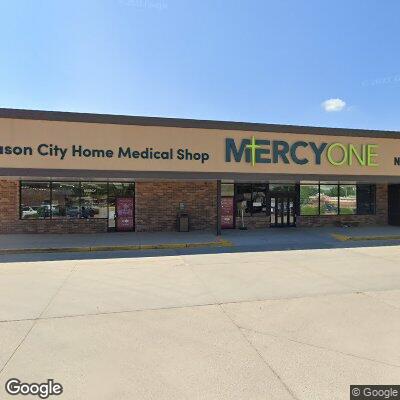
[238,326,400,369]
[359,291,400,312]
[218,306,300,400]
[0,263,78,377]
[1,287,399,325]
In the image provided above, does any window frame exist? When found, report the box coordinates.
[19,181,51,220]
[299,183,376,217]
[234,183,269,217]
[299,183,320,216]
[19,180,135,221]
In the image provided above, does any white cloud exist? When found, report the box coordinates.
[322,98,346,112]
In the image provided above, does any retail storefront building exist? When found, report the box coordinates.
[0,108,399,234]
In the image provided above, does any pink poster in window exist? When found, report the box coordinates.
[221,197,234,229]
[116,197,134,231]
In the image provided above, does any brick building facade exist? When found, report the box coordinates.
[0,179,391,234]
[0,108,399,234]
[0,180,218,234]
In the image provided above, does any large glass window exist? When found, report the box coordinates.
[20,181,135,222]
[235,183,268,216]
[320,185,339,215]
[51,182,82,219]
[300,184,319,215]
[339,185,357,215]
[20,182,51,219]
[269,184,296,194]
[221,183,234,197]
[108,182,135,198]
[300,183,376,216]
[357,184,376,215]
[235,184,252,216]
[251,184,268,214]
[81,183,108,219]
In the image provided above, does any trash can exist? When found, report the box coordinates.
[177,212,189,232]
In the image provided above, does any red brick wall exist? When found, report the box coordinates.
[0,180,107,234]
[135,181,217,232]
[235,214,270,229]
[0,180,389,233]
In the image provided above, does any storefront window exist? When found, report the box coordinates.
[20,181,135,223]
[20,182,51,219]
[51,182,82,218]
[269,184,296,194]
[300,185,319,215]
[236,184,252,216]
[357,184,376,215]
[320,185,339,215]
[300,183,375,216]
[235,183,268,216]
[108,182,135,198]
[251,184,267,214]
[221,183,234,197]
[81,183,108,219]
[339,185,357,215]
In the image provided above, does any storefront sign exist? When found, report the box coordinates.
[0,117,399,177]
[225,136,379,167]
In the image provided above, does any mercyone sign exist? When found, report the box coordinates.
[226,136,379,167]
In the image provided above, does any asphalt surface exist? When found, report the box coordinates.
[0,239,399,399]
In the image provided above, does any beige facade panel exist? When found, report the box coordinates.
[0,117,399,177]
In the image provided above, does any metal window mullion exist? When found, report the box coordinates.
[318,183,321,215]
[50,180,53,220]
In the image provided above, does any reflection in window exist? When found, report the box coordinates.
[221,183,234,197]
[20,182,51,219]
[108,182,135,198]
[52,182,81,219]
[339,185,357,215]
[81,183,108,219]
[269,184,296,194]
[251,184,267,214]
[320,185,338,215]
[300,185,319,215]
[19,181,135,224]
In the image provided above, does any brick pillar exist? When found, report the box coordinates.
[375,183,388,225]
[0,180,20,233]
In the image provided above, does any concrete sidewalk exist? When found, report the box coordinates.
[0,240,399,399]
[1,226,400,255]
[0,231,226,253]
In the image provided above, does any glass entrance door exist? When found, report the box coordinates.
[270,195,296,227]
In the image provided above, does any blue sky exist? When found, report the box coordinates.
[0,0,399,130]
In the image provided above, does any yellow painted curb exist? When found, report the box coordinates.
[331,233,351,241]
[0,240,234,255]
[331,233,400,242]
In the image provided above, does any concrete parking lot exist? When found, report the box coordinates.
[0,234,399,399]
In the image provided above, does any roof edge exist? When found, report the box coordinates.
[0,107,399,139]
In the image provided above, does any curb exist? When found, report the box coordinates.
[0,240,234,255]
[331,233,400,242]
